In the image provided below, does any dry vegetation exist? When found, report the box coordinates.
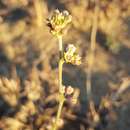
[0,0,130,130]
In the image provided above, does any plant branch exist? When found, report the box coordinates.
[52,36,65,130]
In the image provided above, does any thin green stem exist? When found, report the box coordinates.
[59,59,64,93]
[58,36,63,59]
[58,36,64,93]
[52,95,65,130]
[52,36,65,130]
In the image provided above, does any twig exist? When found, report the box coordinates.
[52,36,65,130]
[86,3,99,102]
[111,77,130,101]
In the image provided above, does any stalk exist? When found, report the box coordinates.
[86,3,99,102]
[58,36,63,93]
[52,36,65,130]
[34,0,43,27]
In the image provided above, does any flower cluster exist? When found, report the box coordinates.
[64,44,81,65]
[47,9,72,37]
[62,85,80,105]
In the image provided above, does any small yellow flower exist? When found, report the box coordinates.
[72,54,81,65]
[66,44,76,55]
[47,9,72,37]
[64,44,81,65]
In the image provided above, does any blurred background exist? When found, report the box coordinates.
[0,0,130,130]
